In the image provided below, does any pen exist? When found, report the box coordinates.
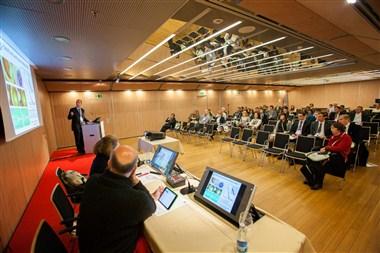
[136,172,149,177]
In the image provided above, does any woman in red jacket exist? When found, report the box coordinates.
[303,122,352,190]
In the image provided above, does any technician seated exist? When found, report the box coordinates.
[160,113,177,132]
[79,145,163,253]
[89,135,119,176]
[301,122,352,190]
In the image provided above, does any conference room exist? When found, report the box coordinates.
[1,0,380,252]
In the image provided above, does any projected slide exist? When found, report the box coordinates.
[203,172,242,213]
[0,35,40,137]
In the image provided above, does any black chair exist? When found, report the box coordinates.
[363,121,379,146]
[268,120,277,126]
[262,133,290,159]
[51,184,78,235]
[284,136,315,172]
[263,124,275,133]
[244,130,270,161]
[195,123,206,136]
[361,126,371,145]
[31,220,67,253]
[232,128,253,156]
[220,126,240,153]
[56,168,84,204]
[314,137,327,150]
[199,123,215,141]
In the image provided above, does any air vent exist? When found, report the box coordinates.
[354,0,380,32]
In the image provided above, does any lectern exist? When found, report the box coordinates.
[82,121,105,154]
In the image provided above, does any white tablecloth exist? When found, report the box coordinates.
[137,136,184,154]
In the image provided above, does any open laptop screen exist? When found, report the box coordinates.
[150,145,178,176]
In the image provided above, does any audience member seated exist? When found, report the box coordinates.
[289,105,296,115]
[310,112,332,140]
[233,107,243,120]
[90,135,119,176]
[339,114,368,166]
[249,112,262,131]
[267,105,277,120]
[188,110,200,122]
[79,145,163,253]
[216,109,227,132]
[301,122,352,190]
[160,113,177,132]
[350,106,370,125]
[239,110,250,127]
[289,111,311,137]
[199,109,212,124]
[274,113,288,133]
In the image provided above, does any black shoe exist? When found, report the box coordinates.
[289,160,295,165]
[303,180,309,185]
[310,184,322,190]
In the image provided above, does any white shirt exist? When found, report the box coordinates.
[77,107,84,123]
[295,120,304,135]
[314,121,325,138]
[249,118,262,129]
[353,113,362,125]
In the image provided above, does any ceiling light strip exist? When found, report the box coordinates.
[205,53,333,81]
[129,20,242,80]
[158,36,287,80]
[120,34,175,75]
[153,44,228,76]
[231,58,347,81]
[182,46,314,80]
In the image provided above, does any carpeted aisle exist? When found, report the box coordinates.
[6,148,94,253]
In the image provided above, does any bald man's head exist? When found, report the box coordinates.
[109,145,138,175]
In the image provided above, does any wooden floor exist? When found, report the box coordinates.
[121,134,380,253]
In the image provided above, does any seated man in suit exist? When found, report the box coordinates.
[310,112,332,140]
[289,111,311,137]
[79,145,163,253]
[350,106,370,125]
[160,113,177,132]
[266,105,278,120]
[338,114,368,167]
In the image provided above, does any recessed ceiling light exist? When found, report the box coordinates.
[346,0,356,4]
[53,36,70,43]
[59,56,72,61]
[213,18,224,25]
[63,67,72,71]
[238,26,256,34]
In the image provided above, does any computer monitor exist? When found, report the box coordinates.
[150,145,179,176]
[194,167,256,227]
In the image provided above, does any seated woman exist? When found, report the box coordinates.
[301,122,352,190]
[160,113,177,132]
[274,113,288,133]
[239,110,250,127]
[215,109,227,133]
[249,112,262,131]
[89,135,119,176]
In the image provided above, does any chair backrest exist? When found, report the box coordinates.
[206,123,214,134]
[256,131,270,145]
[268,120,277,126]
[363,122,379,135]
[181,121,188,130]
[314,137,327,148]
[361,126,371,141]
[241,128,253,142]
[31,220,67,253]
[263,124,275,133]
[229,127,240,139]
[198,123,205,132]
[273,133,290,149]
[295,135,315,153]
[51,184,75,228]
[188,122,195,129]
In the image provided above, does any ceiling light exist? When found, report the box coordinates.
[120,33,175,75]
[162,36,286,80]
[346,0,356,4]
[129,20,242,80]
[213,18,224,25]
[53,36,70,43]
[238,26,256,34]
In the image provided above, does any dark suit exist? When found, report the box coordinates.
[346,123,369,166]
[310,120,332,138]
[347,123,362,145]
[68,107,89,153]
[349,112,370,124]
[289,119,311,136]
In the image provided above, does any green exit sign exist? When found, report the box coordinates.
[95,93,103,99]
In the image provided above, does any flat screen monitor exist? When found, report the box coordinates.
[195,167,256,227]
[150,145,179,176]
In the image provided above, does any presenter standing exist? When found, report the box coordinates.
[68,99,89,154]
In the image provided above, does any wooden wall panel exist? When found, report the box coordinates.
[0,77,56,249]
[49,90,285,148]
[288,80,380,108]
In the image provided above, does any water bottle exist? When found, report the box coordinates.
[236,211,252,253]
[236,224,248,253]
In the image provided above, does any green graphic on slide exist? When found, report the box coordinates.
[10,107,30,129]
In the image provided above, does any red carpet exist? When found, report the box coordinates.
[50,148,80,160]
[6,151,94,253]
